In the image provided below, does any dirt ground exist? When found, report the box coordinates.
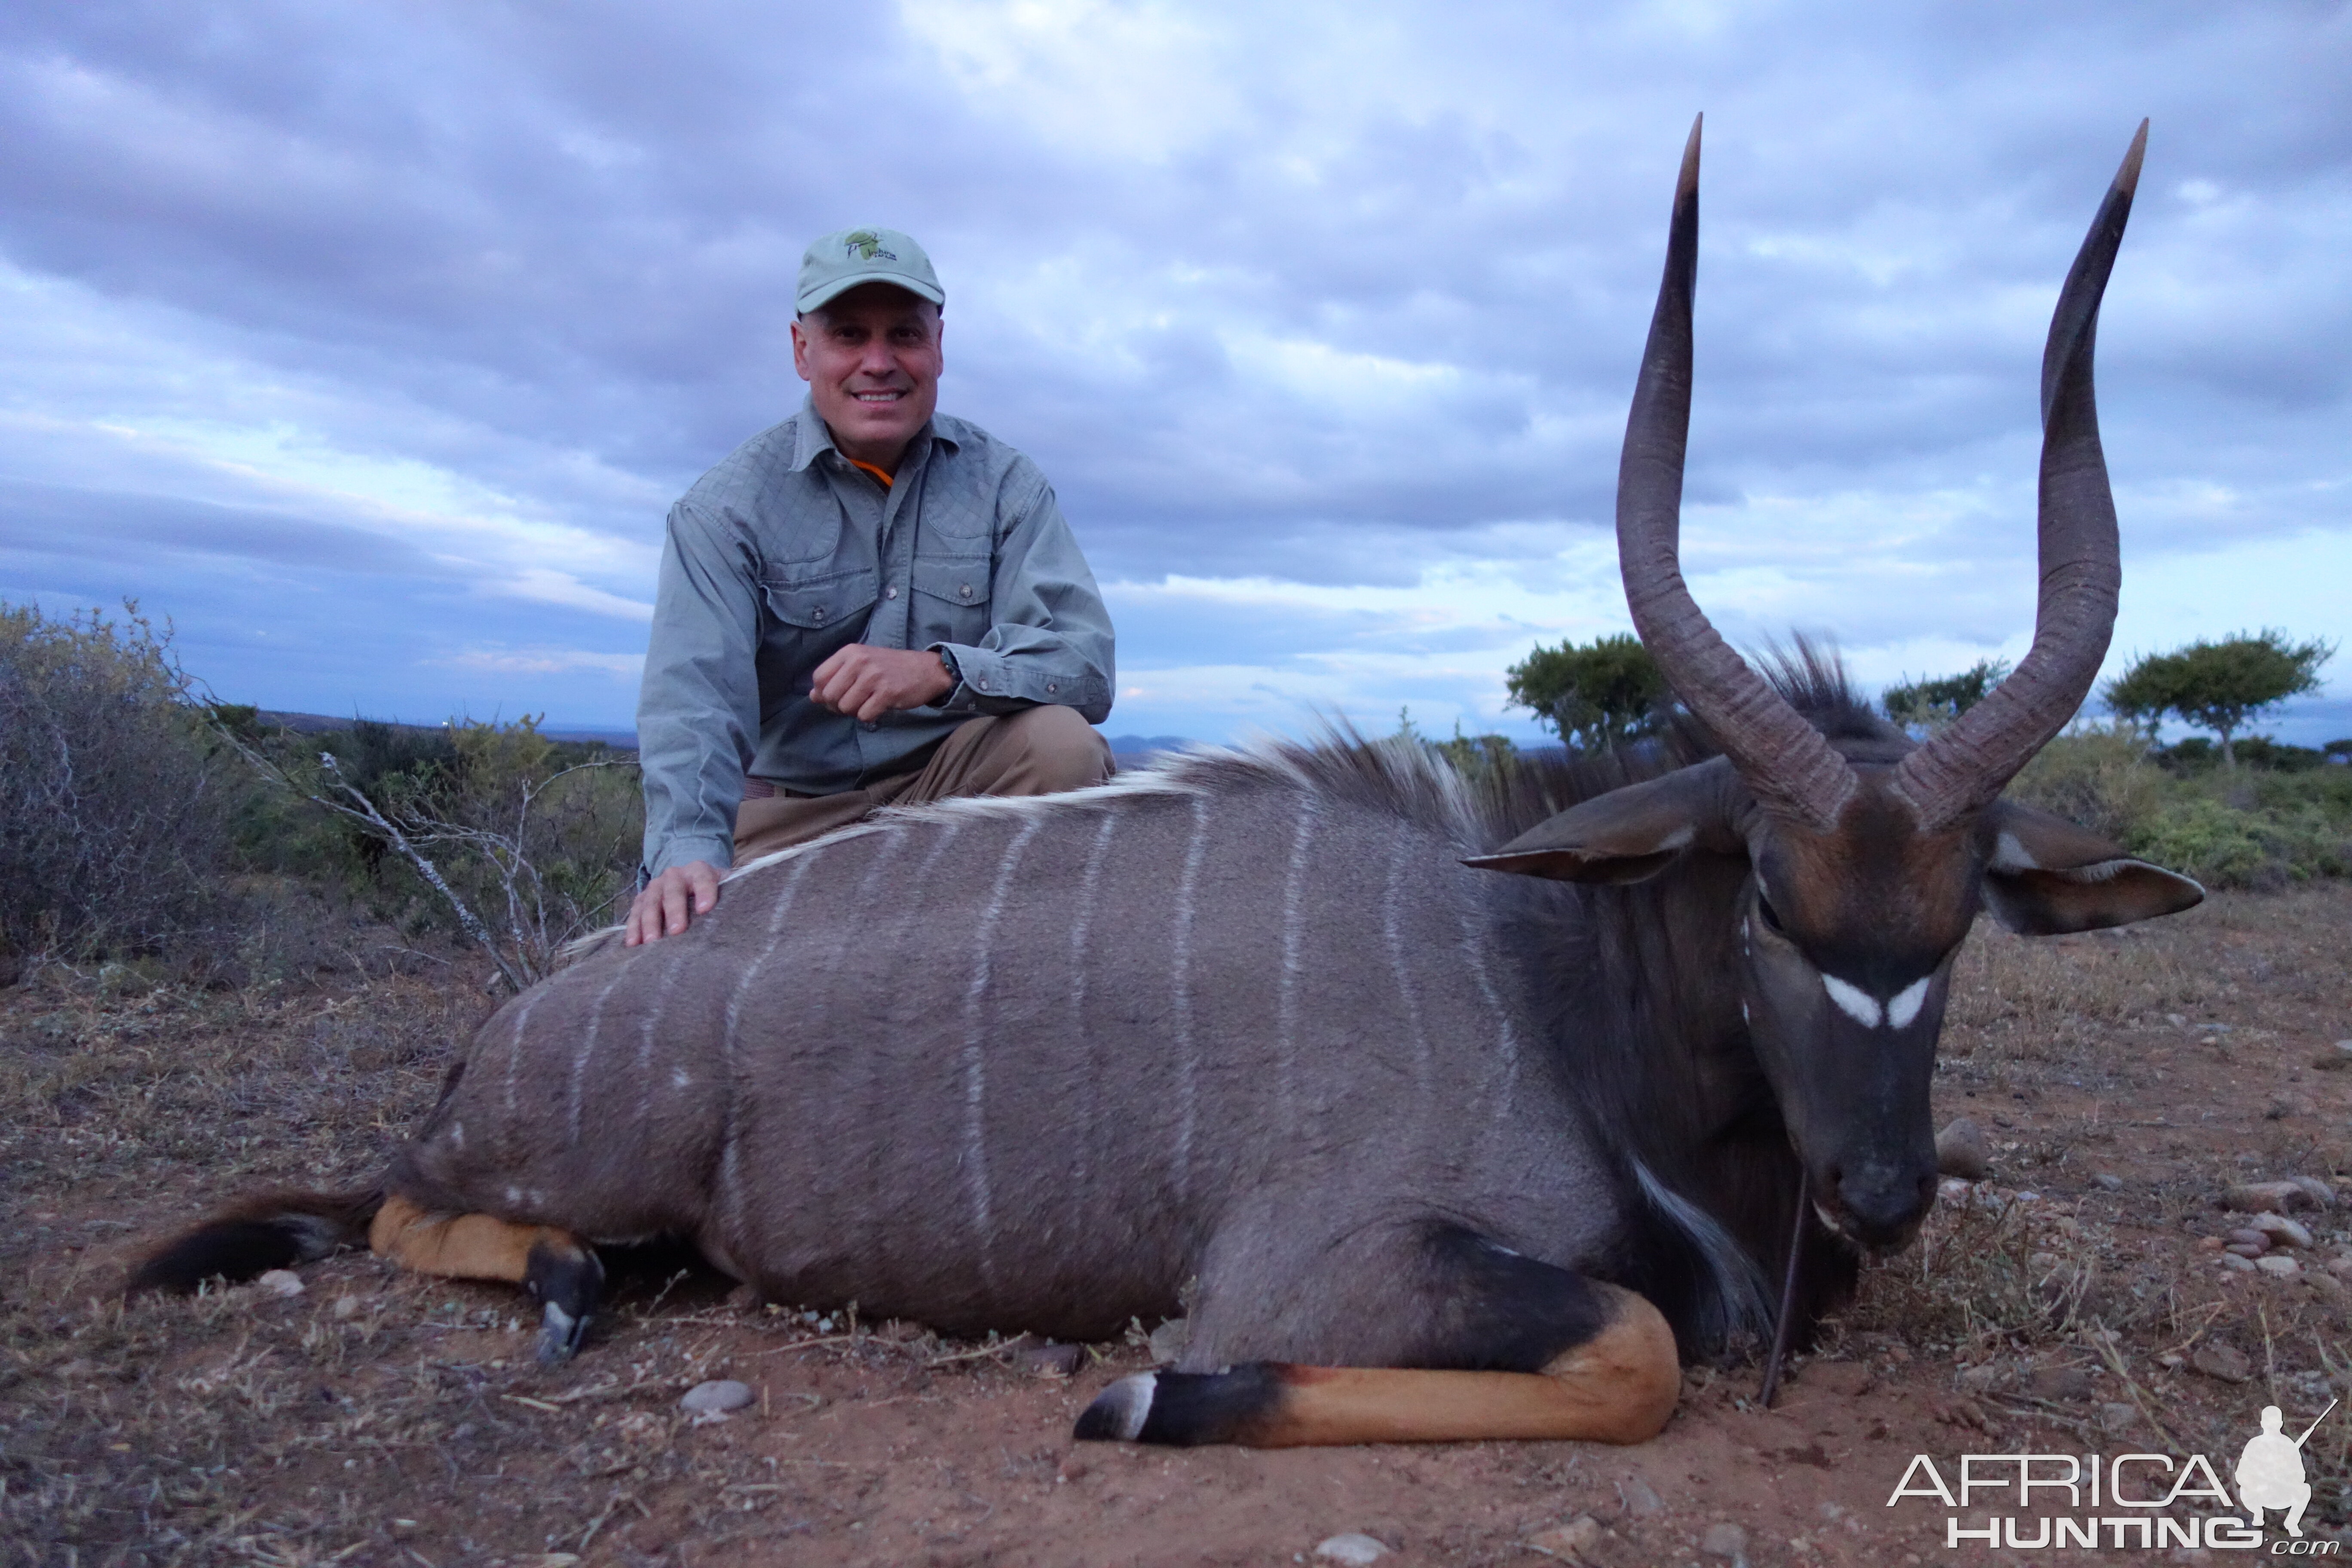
[5,884,2350,1566]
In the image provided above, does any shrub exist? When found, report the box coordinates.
[226,714,641,987]
[1882,658,2009,735]
[2004,722,2352,888]
[1504,634,1673,751]
[2004,723,2165,845]
[0,601,242,960]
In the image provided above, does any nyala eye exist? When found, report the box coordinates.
[1755,892,1787,936]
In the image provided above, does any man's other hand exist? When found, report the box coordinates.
[809,644,955,723]
[625,860,724,946]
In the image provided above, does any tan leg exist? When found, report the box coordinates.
[368,1193,577,1282]
[1078,1284,1682,1448]
[731,705,1115,861]
[370,1194,604,1361]
[891,704,1114,805]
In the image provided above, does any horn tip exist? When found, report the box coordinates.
[2116,119,2149,196]
[1678,114,1703,194]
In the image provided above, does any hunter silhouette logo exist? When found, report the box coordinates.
[2238,1399,2336,1538]
[1887,1396,2343,1551]
[842,229,897,262]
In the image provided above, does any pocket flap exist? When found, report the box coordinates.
[911,558,989,607]
[763,568,877,630]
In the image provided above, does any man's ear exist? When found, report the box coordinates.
[1464,759,1746,884]
[1979,801,2205,934]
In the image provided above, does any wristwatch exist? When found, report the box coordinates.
[934,648,961,705]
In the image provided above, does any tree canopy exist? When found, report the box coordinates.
[2103,630,2334,766]
[1881,658,2010,734]
[1504,634,1672,752]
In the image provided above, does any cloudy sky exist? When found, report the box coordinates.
[3,0,2347,745]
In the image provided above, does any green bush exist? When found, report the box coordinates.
[2004,722,2352,889]
[2006,723,2164,845]
[0,601,245,961]
[230,714,641,984]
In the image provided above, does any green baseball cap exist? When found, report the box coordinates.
[796,227,945,315]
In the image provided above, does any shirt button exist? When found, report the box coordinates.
[959,584,973,599]
[1046,683,1057,694]
[861,720,877,732]
[812,608,826,623]
[885,586,898,599]
[977,679,991,692]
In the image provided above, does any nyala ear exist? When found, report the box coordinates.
[1980,801,2205,934]
[1464,759,1746,885]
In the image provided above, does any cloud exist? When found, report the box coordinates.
[0,0,2344,741]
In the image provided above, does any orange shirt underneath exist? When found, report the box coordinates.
[848,458,894,489]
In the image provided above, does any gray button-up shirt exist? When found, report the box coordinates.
[637,401,1115,877]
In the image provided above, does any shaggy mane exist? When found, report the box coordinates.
[573,640,1887,958]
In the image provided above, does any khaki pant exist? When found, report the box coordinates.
[731,705,1114,862]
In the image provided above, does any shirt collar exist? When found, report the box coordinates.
[788,394,957,474]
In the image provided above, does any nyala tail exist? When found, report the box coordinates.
[125,1188,384,1297]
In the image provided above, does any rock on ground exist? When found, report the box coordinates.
[2192,1343,2253,1383]
[1934,1118,1992,1180]
[679,1379,754,1415]
[1312,1533,1390,1565]
[2250,1212,2315,1248]
[1526,1515,1602,1559]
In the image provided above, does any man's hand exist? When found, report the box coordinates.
[625,860,724,946]
[809,644,956,723]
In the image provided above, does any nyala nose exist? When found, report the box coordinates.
[1833,1159,1936,1246]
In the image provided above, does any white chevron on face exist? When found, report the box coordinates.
[1821,971,1935,1030]
[1820,972,1882,1028]
[1886,975,1933,1030]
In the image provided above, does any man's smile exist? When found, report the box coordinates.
[853,388,907,403]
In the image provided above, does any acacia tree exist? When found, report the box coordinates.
[1881,658,2009,734]
[2102,630,2335,767]
[1504,633,1673,752]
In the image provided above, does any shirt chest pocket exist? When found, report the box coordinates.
[910,557,992,644]
[762,566,878,639]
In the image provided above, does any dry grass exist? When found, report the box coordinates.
[5,887,2351,1562]
[1831,884,2352,1523]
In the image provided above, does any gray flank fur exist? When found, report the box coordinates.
[398,736,1761,1358]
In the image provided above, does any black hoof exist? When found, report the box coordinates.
[535,1298,590,1363]
[1074,1365,1285,1446]
[524,1238,603,1363]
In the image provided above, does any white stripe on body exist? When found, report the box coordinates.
[1455,887,1522,1147]
[632,943,692,1092]
[715,854,816,1252]
[566,968,631,1148]
[1381,832,1436,1155]
[1170,797,1211,1197]
[960,818,1043,1289]
[499,987,546,1130]
[1275,798,1321,1135]
[799,825,914,1271]
[1065,813,1120,1201]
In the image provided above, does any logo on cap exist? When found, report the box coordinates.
[843,230,898,262]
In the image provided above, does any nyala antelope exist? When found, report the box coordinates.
[133,119,2199,1449]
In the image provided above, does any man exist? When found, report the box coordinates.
[625,226,1115,945]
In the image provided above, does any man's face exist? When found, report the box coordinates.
[790,283,943,470]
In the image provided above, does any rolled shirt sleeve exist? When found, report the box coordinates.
[929,478,1115,722]
[636,499,761,877]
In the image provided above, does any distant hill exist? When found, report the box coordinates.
[1105,734,1194,765]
